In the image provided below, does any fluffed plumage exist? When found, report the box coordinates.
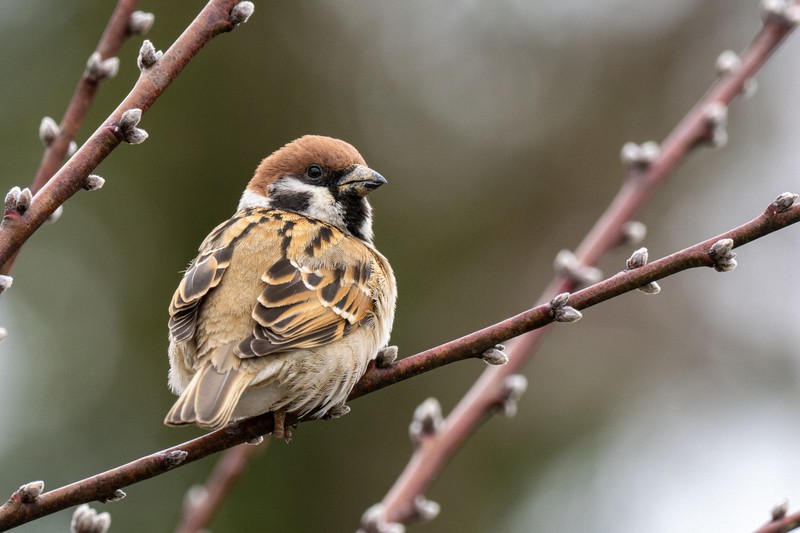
[164,135,396,435]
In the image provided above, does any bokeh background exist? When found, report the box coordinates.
[1,1,799,532]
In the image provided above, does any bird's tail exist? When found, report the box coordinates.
[164,365,252,430]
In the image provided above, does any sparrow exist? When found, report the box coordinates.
[164,135,396,439]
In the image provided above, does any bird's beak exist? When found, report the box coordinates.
[337,164,387,197]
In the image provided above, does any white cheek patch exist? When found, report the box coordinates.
[238,188,272,210]
[271,177,346,228]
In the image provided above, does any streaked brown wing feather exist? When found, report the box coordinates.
[237,214,375,358]
[167,211,262,343]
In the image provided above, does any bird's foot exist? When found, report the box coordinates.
[272,409,294,444]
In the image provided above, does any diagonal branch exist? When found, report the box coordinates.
[0,0,245,272]
[1,195,798,531]
[369,4,800,528]
[0,0,143,276]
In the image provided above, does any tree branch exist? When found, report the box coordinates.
[0,0,245,271]
[174,443,266,533]
[0,0,143,275]
[368,5,800,528]
[1,195,798,531]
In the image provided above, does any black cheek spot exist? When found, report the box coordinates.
[271,191,311,214]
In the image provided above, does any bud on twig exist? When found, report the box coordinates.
[620,141,660,168]
[230,2,255,26]
[626,247,649,270]
[481,344,508,365]
[359,503,405,533]
[100,489,126,503]
[163,450,188,469]
[0,275,13,294]
[15,481,44,503]
[137,40,162,71]
[760,0,800,25]
[549,292,583,323]
[621,220,647,247]
[771,498,789,521]
[409,398,443,446]
[128,11,155,35]
[376,345,398,368]
[771,192,798,213]
[703,102,729,148]
[554,250,602,286]
[708,238,737,272]
[85,52,119,81]
[83,175,105,191]
[116,108,148,145]
[500,374,528,417]
[410,495,440,523]
[70,504,111,533]
[0,327,7,342]
[5,187,32,216]
[715,50,758,96]
[38,116,60,146]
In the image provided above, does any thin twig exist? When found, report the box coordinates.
[755,509,800,533]
[0,0,140,275]
[0,0,244,271]
[373,6,800,527]
[1,199,798,531]
[175,443,266,533]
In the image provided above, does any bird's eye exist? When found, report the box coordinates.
[307,165,323,179]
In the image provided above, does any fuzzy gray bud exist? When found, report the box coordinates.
[163,450,188,468]
[501,374,528,417]
[772,192,798,212]
[626,247,649,270]
[709,238,737,272]
[231,2,255,25]
[704,102,729,148]
[71,504,111,533]
[0,275,13,294]
[409,397,443,446]
[771,498,789,521]
[621,220,647,246]
[83,175,105,191]
[39,116,60,146]
[376,345,398,368]
[128,11,155,35]
[554,250,602,286]
[481,345,508,365]
[16,481,44,503]
[359,504,405,533]
[101,489,126,503]
[85,52,119,81]
[137,40,162,70]
[116,109,148,145]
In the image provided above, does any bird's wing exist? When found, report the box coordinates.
[167,213,257,343]
[236,212,375,358]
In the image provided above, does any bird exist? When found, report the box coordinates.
[164,135,397,440]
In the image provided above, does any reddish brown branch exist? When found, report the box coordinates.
[374,8,800,527]
[0,0,243,271]
[1,198,798,531]
[175,443,265,533]
[756,508,800,533]
[0,0,140,276]
[31,0,139,196]
[0,413,274,531]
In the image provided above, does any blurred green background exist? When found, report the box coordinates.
[1,1,799,532]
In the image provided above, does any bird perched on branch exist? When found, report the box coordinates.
[164,135,397,440]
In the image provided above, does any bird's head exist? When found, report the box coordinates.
[239,135,387,243]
